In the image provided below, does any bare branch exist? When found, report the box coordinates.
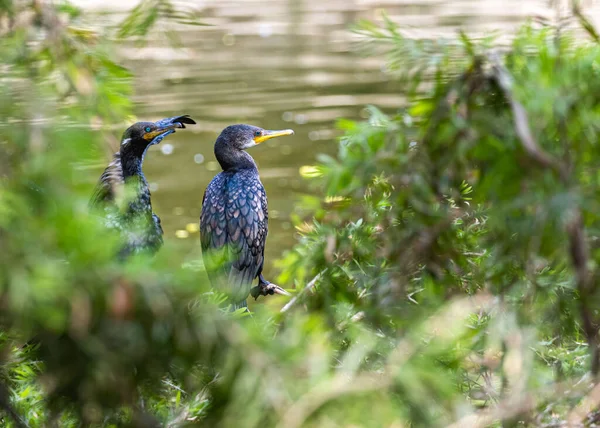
[280,271,326,313]
[488,52,567,180]
[573,0,600,43]
[568,380,600,426]
[567,212,599,376]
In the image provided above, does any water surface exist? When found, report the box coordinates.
[86,0,596,281]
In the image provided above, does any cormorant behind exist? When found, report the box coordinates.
[91,115,196,257]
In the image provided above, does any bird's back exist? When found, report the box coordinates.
[90,153,163,255]
[200,169,268,306]
[90,153,124,206]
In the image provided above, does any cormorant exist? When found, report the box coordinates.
[91,115,196,256]
[200,124,293,310]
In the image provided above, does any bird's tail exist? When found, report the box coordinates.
[229,299,248,312]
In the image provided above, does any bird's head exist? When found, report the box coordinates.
[121,115,196,149]
[216,124,294,151]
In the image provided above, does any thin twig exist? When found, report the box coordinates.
[573,0,600,43]
[447,395,536,428]
[567,211,599,376]
[280,270,325,313]
[448,376,595,428]
[568,380,600,425]
[488,52,567,180]
[276,374,390,428]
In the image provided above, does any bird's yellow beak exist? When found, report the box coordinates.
[254,129,294,144]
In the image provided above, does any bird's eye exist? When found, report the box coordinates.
[145,127,152,132]
[254,130,261,137]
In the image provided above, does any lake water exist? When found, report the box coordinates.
[85,0,600,281]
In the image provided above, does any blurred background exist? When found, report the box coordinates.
[72,0,599,278]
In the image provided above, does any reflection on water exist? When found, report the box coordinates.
[88,0,598,279]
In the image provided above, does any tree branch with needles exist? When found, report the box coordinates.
[488,52,599,377]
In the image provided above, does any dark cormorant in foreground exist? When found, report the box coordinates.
[200,124,293,310]
[91,115,196,256]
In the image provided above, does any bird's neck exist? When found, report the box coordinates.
[215,145,257,172]
[119,143,154,217]
[120,141,152,178]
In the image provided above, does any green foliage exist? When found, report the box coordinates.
[3,1,600,427]
[117,0,207,41]
[279,15,600,427]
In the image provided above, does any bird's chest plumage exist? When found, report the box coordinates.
[125,176,152,216]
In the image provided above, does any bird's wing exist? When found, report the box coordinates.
[200,171,268,304]
[200,173,227,252]
[225,172,268,297]
[89,153,124,207]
